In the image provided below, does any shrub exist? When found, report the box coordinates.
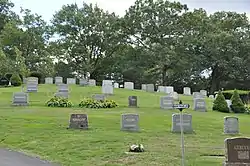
[212,90,229,113]
[46,96,73,107]
[230,89,246,113]
[0,76,9,86]
[29,71,43,83]
[10,73,22,86]
[79,98,118,109]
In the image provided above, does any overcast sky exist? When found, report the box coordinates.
[11,0,250,22]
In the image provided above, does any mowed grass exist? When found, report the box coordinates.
[0,85,249,166]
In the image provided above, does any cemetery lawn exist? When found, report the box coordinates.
[0,85,249,166]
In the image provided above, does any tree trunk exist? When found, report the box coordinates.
[210,65,221,94]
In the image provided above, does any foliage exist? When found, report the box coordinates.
[79,98,118,109]
[10,73,22,86]
[129,144,145,153]
[230,90,246,113]
[212,90,229,113]
[46,96,73,107]
[29,71,43,83]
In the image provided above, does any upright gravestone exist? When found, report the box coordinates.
[183,87,191,95]
[193,98,206,112]
[200,90,207,97]
[58,84,69,93]
[79,79,88,86]
[55,76,63,85]
[171,113,193,133]
[146,84,154,92]
[102,80,113,95]
[93,94,105,101]
[209,95,215,99]
[128,96,137,107]
[224,137,250,165]
[165,86,174,94]
[224,117,239,134]
[169,92,179,100]
[45,77,53,84]
[26,77,38,92]
[141,84,147,91]
[69,114,88,130]
[67,78,76,85]
[121,114,139,131]
[193,92,204,99]
[114,83,119,88]
[160,96,174,110]
[12,92,29,106]
[88,79,96,86]
[158,86,165,93]
[124,82,134,90]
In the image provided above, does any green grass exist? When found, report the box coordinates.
[0,85,249,166]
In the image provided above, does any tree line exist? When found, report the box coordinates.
[1,0,250,94]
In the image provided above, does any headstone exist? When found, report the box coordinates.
[224,117,239,134]
[193,92,204,99]
[121,114,139,131]
[69,114,88,130]
[165,86,174,94]
[102,80,113,95]
[67,78,76,84]
[55,76,63,84]
[183,87,191,95]
[169,92,179,100]
[193,98,206,112]
[158,86,165,93]
[146,84,154,92]
[45,77,53,84]
[224,137,250,165]
[93,94,105,101]
[128,96,137,107]
[226,100,232,109]
[26,77,38,92]
[171,113,193,133]
[79,79,88,86]
[124,82,134,90]
[58,84,69,93]
[209,95,215,99]
[12,92,29,106]
[88,79,96,86]
[200,90,207,97]
[114,83,119,88]
[54,92,69,98]
[141,84,146,91]
[160,96,174,110]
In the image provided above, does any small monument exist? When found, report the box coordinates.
[121,114,139,131]
[68,114,88,130]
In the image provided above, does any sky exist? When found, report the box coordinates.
[11,0,250,22]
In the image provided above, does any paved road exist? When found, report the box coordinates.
[0,148,59,166]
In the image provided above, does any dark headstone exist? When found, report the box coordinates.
[128,96,137,107]
[224,137,250,165]
[69,114,88,130]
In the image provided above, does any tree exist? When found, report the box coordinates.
[230,89,246,113]
[212,90,229,113]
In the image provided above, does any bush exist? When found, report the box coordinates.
[230,89,246,113]
[29,71,43,83]
[46,96,73,107]
[79,98,118,109]
[10,73,22,86]
[212,90,229,113]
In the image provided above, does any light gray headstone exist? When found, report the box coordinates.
[88,79,96,86]
[93,94,105,101]
[171,113,193,133]
[193,98,206,112]
[54,92,69,98]
[12,92,29,106]
[102,80,113,94]
[121,114,139,131]
[124,82,134,90]
[165,86,174,94]
[58,84,69,93]
[114,83,119,88]
[169,92,179,100]
[26,77,38,92]
[67,78,76,84]
[55,77,63,84]
[79,79,88,86]
[45,77,53,84]
[183,87,191,95]
[209,95,215,99]
[200,90,207,97]
[224,117,239,134]
[160,96,174,109]
[158,86,165,93]
[146,84,154,92]
[141,84,146,91]
[193,92,204,99]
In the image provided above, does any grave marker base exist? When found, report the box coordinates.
[224,162,250,166]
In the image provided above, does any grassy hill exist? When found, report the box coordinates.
[0,85,249,166]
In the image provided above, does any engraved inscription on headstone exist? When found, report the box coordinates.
[93,94,105,101]
[12,92,29,106]
[224,138,250,165]
[121,114,139,131]
[224,117,239,134]
[160,96,174,109]
[171,113,193,133]
[193,98,206,112]
[69,114,88,129]
[128,96,137,107]
[58,84,69,93]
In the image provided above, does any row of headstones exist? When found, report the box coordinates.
[43,77,97,86]
[68,113,239,134]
